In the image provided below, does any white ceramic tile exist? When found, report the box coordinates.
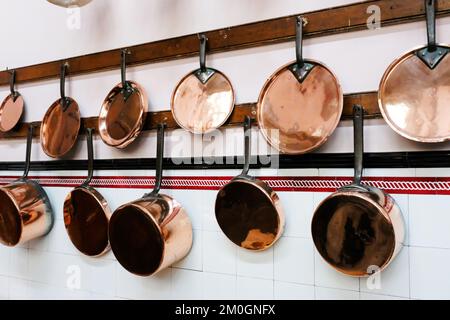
[314,250,359,291]
[410,247,450,300]
[277,192,314,238]
[391,194,409,246]
[360,293,409,300]
[315,287,359,300]
[0,276,8,300]
[203,231,237,275]
[277,169,319,177]
[172,269,203,300]
[237,247,273,280]
[360,246,410,298]
[313,192,332,208]
[202,272,236,300]
[363,168,415,177]
[8,278,28,300]
[274,237,314,285]
[409,195,450,249]
[318,169,354,177]
[201,191,221,232]
[274,281,314,300]
[415,168,450,177]
[47,218,80,255]
[9,248,28,280]
[0,247,10,276]
[82,257,117,296]
[116,266,172,300]
[236,277,274,300]
[174,230,203,271]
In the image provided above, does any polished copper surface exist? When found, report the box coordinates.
[63,186,111,257]
[171,70,235,134]
[312,186,405,277]
[109,194,192,276]
[379,46,450,143]
[0,180,53,247]
[0,94,24,132]
[41,98,81,158]
[257,60,343,154]
[215,177,284,251]
[98,81,148,148]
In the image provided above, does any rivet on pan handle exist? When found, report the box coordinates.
[289,16,314,83]
[81,128,94,187]
[149,123,166,196]
[241,116,252,176]
[194,34,215,84]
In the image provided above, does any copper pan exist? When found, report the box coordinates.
[63,128,111,257]
[98,49,148,148]
[109,124,193,276]
[378,0,450,143]
[171,34,235,134]
[215,117,285,251]
[311,105,405,277]
[41,63,81,158]
[0,124,54,247]
[0,70,24,133]
[257,16,343,154]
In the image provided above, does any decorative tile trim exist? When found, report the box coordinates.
[0,175,449,195]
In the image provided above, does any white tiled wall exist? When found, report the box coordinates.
[0,167,449,300]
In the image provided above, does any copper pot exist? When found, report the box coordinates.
[311,105,405,277]
[215,117,285,251]
[109,124,193,276]
[0,125,54,247]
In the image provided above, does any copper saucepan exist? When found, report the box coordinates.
[257,16,343,154]
[0,124,54,247]
[0,70,24,133]
[41,63,81,158]
[378,0,450,143]
[311,105,405,277]
[98,49,148,149]
[63,128,112,257]
[215,116,285,251]
[171,34,235,134]
[109,124,193,276]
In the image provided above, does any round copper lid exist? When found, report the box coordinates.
[378,46,450,143]
[98,81,148,148]
[257,60,343,154]
[0,94,24,133]
[41,97,81,158]
[312,193,396,277]
[63,187,110,257]
[171,70,235,134]
[0,189,22,247]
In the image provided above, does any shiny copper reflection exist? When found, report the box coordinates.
[379,46,450,142]
[257,61,343,154]
[0,94,24,132]
[41,98,81,158]
[98,82,148,148]
[109,194,192,276]
[63,187,111,257]
[171,71,235,134]
[312,190,405,277]
[215,179,284,251]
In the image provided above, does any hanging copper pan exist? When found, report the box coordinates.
[63,128,112,257]
[0,70,24,133]
[0,124,54,247]
[98,49,148,148]
[171,34,235,134]
[378,0,450,143]
[215,117,284,251]
[257,16,343,154]
[109,124,193,276]
[41,63,81,158]
[311,105,405,277]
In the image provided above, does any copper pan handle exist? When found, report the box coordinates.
[353,105,364,186]
[199,34,207,72]
[149,123,166,196]
[295,16,305,67]
[241,116,252,176]
[120,49,133,100]
[21,124,34,180]
[81,128,94,187]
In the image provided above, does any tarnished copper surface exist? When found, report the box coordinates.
[0,94,24,132]
[109,194,192,276]
[215,177,284,251]
[257,60,343,154]
[312,187,405,277]
[171,70,235,134]
[41,98,80,158]
[63,186,111,257]
[98,81,148,148]
[379,46,450,143]
[0,179,53,247]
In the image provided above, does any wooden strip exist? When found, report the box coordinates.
[0,0,449,86]
[0,92,380,139]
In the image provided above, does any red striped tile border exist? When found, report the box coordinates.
[0,175,449,195]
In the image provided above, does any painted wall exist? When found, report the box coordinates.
[0,0,449,300]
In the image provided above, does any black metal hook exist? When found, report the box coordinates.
[199,34,207,72]
[82,128,94,187]
[426,0,437,51]
[21,124,34,180]
[150,123,166,195]
[8,69,19,101]
[241,116,252,176]
[120,49,133,100]
[60,62,70,111]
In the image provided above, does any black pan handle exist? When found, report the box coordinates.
[82,128,94,187]
[199,34,207,72]
[21,124,34,180]
[60,62,71,111]
[121,49,133,100]
[9,69,19,101]
[241,116,252,176]
[353,105,364,186]
[426,0,436,51]
[150,123,166,195]
[295,16,305,67]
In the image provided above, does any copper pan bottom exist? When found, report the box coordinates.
[378,45,450,143]
[0,94,24,133]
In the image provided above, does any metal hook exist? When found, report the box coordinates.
[60,62,70,111]
[199,34,207,72]
[82,128,94,187]
[352,105,364,186]
[8,69,18,101]
[120,49,133,100]
[241,116,252,176]
[150,123,166,196]
[21,124,34,180]
[426,0,436,51]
